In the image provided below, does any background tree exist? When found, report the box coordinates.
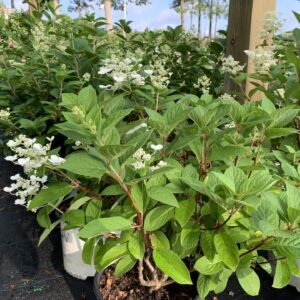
[104,0,113,31]
[68,0,93,16]
[115,0,149,20]
[214,0,228,36]
[171,0,186,31]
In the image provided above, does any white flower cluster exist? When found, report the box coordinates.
[98,54,147,91]
[193,75,211,94]
[218,93,235,101]
[276,88,285,98]
[5,135,65,173]
[260,11,283,44]
[31,21,67,53]
[82,72,91,82]
[149,160,167,172]
[131,146,167,171]
[149,57,172,90]
[221,55,245,76]
[126,123,147,135]
[4,174,47,207]
[0,108,10,120]
[224,121,236,129]
[4,135,65,208]
[131,148,152,170]
[244,47,277,74]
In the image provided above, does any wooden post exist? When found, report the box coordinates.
[225,0,276,100]
[28,0,38,14]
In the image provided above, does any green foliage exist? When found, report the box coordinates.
[2,8,300,299]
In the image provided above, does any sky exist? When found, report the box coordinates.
[3,0,300,34]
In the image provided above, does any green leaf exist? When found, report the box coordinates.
[241,172,276,196]
[200,231,215,261]
[144,206,174,231]
[78,85,97,111]
[153,249,192,284]
[261,97,276,114]
[114,255,137,277]
[37,207,51,228]
[287,183,300,210]
[62,209,85,227]
[68,197,91,210]
[180,223,200,249]
[101,185,125,196]
[271,108,299,128]
[175,200,196,227]
[82,239,95,264]
[38,220,60,246]
[181,177,226,209]
[282,162,300,180]
[273,261,291,289]
[98,243,128,270]
[214,231,239,270]
[150,231,170,249]
[98,145,132,161]
[61,152,106,179]
[62,93,78,109]
[194,256,223,275]
[293,28,300,48]
[266,128,298,139]
[147,186,178,207]
[257,256,272,274]
[250,199,279,234]
[212,171,236,194]
[196,274,216,299]
[131,182,147,212]
[79,217,132,238]
[28,183,73,210]
[128,231,145,261]
[237,267,260,296]
[208,145,247,161]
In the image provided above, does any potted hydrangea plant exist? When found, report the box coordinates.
[4,82,300,298]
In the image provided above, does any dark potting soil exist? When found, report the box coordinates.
[98,267,197,300]
[0,155,96,300]
[1,153,300,300]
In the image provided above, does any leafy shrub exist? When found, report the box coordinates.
[2,8,300,299]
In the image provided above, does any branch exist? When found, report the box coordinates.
[240,236,273,257]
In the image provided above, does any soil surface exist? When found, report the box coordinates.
[1,153,300,300]
[99,266,197,300]
[0,156,95,300]
[97,265,300,300]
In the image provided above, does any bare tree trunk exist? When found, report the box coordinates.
[123,0,127,20]
[11,0,15,9]
[214,0,219,36]
[104,0,113,32]
[208,0,213,39]
[197,0,202,37]
[180,0,185,31]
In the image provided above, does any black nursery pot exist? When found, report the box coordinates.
[93,272,103,300]
[93,271,200,300]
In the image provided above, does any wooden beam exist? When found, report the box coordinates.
[28,0,38,14]
[225,0,276,100]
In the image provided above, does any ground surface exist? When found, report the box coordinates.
[1,155,300,300]
[0,156,95,300]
